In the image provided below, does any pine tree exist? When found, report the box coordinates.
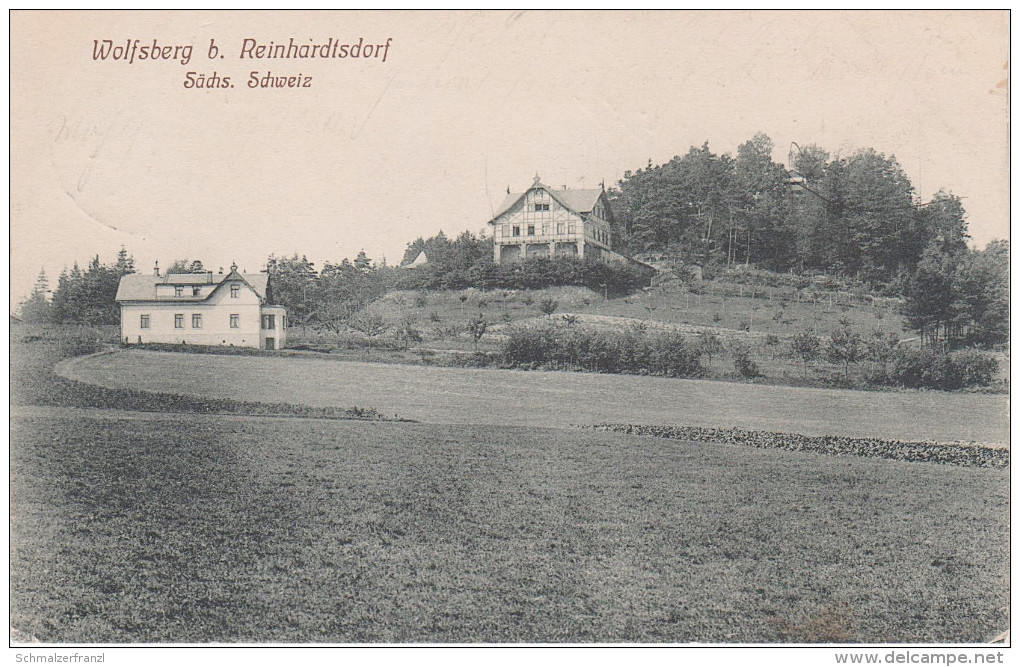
[19,268,52,323]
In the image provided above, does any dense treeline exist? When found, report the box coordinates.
[607,133,965,283]
[19,248,137,325]
[902,239,1009,348]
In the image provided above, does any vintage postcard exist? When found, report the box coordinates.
[8,9,1010,662]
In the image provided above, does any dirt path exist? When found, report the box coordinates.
[60,350,1009,444]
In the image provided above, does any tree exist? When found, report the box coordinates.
[609,143,736,260]
[901,242,956,346]
[824,149,918,282]
[114,246,136,276]
[827,320,864,380]
[789,331,821,378]
[539,298,559,317]
[865,328,899,382]
[919,190,969,257]
[46,251,132,325]
[394,317,423,350]
[950,240,1008,348]
[697,332,723,368]
[266,254,319,329]
[467,313,487,351]
[19,268,52,323]
[316,253,387,336]
[167,259,206,273]
[353,250,373,272]
[902,239,1008,350]
[733,132,795,270]
[788,144,831,271]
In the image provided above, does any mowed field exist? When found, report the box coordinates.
[65,350,1009,443]
[10,406,1008,643]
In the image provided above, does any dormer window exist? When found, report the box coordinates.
[192,286,201,296]
[174,286,183,297]
[230,284,240,298]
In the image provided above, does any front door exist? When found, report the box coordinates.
[265,337,275,350]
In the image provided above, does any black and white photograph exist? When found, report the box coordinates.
[8,9,1011,662]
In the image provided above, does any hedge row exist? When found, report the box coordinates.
[395,257,653,295]
[502,324,703,377]
[585,423,1008,469]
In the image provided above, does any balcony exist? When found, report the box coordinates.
[495,233,581,245]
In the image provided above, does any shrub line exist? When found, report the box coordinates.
[580,423,1009,469]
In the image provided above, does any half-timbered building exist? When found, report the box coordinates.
[486,175,615,264]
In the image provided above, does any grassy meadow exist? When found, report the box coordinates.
[11,408,1008,643]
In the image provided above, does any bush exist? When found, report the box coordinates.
[58,328,109,357]
[884,347,998,390]
[500,323,703,378]
[730,343,761,378]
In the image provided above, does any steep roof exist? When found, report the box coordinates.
[115,271,269,302]
[486,178,607,225]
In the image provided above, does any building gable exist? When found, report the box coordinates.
[486,177,609,227]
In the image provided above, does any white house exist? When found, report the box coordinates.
[115,263,287,350]
[486,175,616,264]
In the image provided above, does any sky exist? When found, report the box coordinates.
[9,10,1009,304]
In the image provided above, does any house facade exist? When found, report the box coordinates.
[115,264,287,350]
[486,176,616,264]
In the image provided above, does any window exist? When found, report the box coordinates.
[502,224,510,238]
[139,315,150,329]
[534,202,549,212]
[174,314,184,329]
[174,286,183,297]
[191,314,202,328]
[262,314,275,330]
[230,284,239,298]
[556,222,565,235]
[512,225,520,237]
[282,316,287,329]
[568,222,577,234]
[230,314,240,329]
[192,286,201,296]
[527,225,535,236]
[541,222,550,235]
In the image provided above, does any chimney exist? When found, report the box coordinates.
[154,261,160,277]
[562,185,567,190]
